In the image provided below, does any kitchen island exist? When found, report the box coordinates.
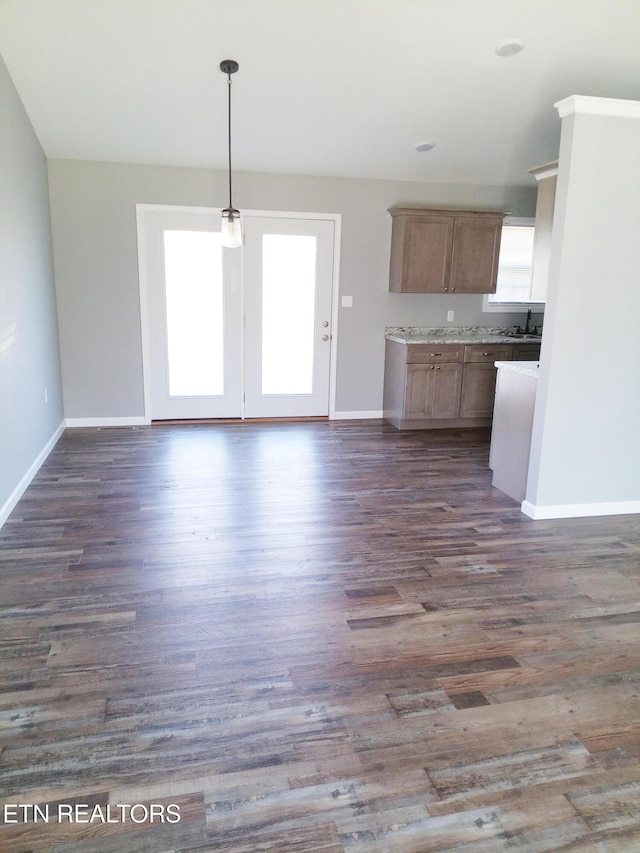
[489,360,539,502]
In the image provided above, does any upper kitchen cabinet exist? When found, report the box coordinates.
[388,208,505,294]
[528,161,558,304]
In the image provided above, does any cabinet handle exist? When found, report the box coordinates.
[482,352,495,357]
[451,287,455,292]
[429,352,443,356]
[436,366,441,369]
[430,365,435,370]
[444,287,448,291]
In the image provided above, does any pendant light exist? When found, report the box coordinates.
[220,59,242,248]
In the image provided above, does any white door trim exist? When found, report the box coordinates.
[136,204,341,422]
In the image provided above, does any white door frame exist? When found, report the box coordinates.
[136,204,342,423]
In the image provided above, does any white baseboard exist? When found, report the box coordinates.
[65,416,149,428]
[0,421,65,529]
[521,499,640,520]
[330,410,384,420]
[68,414,382,426]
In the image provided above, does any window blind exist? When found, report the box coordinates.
[489,225,535,303]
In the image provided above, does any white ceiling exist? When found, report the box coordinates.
[1,0,639,187]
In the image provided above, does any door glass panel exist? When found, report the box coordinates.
[163,229,224,397]
[261,234,317,395]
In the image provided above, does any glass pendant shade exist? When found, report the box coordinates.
[221,208,243,248]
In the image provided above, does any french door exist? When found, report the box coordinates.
[138,206,337,421]
[243,216,334,417]
[141,208,242,419]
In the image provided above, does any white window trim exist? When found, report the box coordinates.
[483,217,544,313]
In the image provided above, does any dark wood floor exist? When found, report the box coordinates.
[1,420,640,852]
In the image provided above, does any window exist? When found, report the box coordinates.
[261,234,317,395]
[484,218,543,312]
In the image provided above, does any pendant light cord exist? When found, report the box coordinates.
[219,59,239,222]
[227,72,233,210]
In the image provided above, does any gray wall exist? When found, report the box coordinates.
[48,159,536,418]
[0,55,63,517]
[526,101,640,512]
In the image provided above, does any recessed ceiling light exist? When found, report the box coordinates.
[495,39,524,57]
[415,141,435,152]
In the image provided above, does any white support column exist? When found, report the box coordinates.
[523,97,640,520]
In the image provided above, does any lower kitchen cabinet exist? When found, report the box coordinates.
[459,363,499,418]
[459,344,514,418]
[406,362,463,419]
[383,338,539,430]
[515,344,542,361]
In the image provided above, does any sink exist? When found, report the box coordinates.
[502,332,542,340]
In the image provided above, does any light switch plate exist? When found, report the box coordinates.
[341,295,353,308]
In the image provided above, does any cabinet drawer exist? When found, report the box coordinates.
[463,344,513,363]
[406,345,463,364]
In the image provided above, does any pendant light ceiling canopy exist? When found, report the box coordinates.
[220,59,242,248]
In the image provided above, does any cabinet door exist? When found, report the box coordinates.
[514,344,541,361]
[459,362,499,418]
[450,216,503,293]
[405,363,462,419]
[390,215,454,292]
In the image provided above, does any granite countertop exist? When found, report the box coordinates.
[385,326,542,345]
[495,360,540,378]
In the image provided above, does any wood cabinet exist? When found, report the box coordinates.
[384,339,541,430]
[399,344,464,420]
[405,363,463,419]
[388,208,505,294]
[515,343,541,361]
[459,345,513,418]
